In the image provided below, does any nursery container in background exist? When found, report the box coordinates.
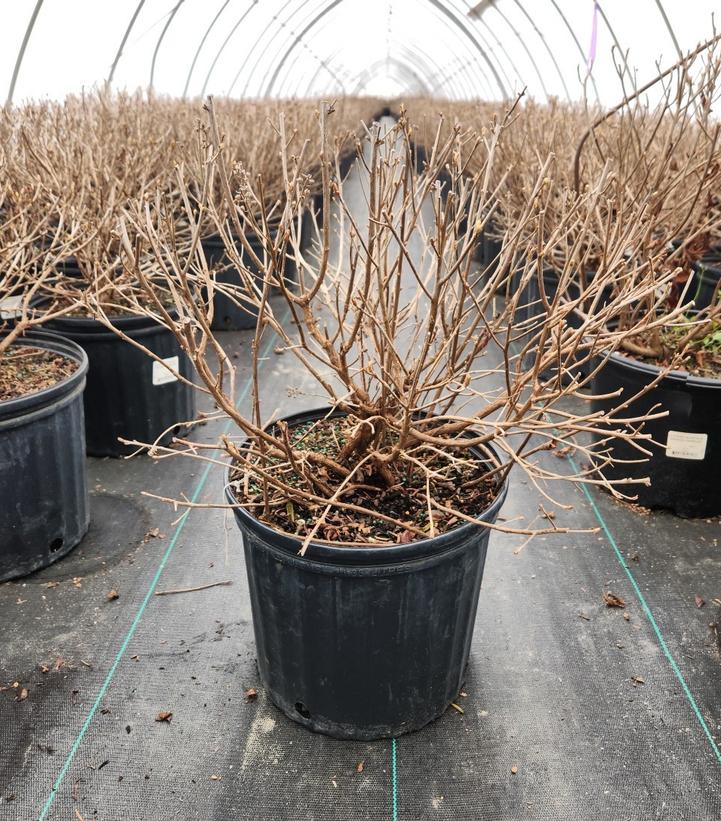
[0,331,89,581]
[46,313,195,458]
[201,213,316,331]
[691,253,721,308]
[226,407,507,740]
[338,146,360,179]
[482,219,503,273]
[591,351,721,517]
[201,233,263,331]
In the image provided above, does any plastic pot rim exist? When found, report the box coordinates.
[224,406,508,567]
[692,257,721,279]
[597,347,721,390]
[46,310,181,341]
[0,330,88,423]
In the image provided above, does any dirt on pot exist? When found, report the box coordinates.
[228,416,500,546]
[0,346,78,401]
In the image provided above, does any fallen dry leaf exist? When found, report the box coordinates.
[398,529,415,544]
[631,675,645,686]
[245,688,258,701]
[16,688,28,702]
[72,577,83,589]
[210,774,222,781]
[155,711,173,722]
[695,595,705,609]
[603,591,626,608]
[106,590,119,602]
[42,581,60,589]
[356,761,364,774]
[623,612,630,621]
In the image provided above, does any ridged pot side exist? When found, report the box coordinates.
[0,332,89,581]
[591,351,721,517]
[46,314,195,458]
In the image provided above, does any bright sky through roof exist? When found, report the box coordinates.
[1,1,718,104]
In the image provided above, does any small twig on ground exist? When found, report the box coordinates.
[154,580,233,597]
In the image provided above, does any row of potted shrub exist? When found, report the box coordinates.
[2,73,721,745]
[1,92,368,579]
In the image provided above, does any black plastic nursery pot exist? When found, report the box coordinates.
[0,332,89,581]
[45,314,195,458]
[201,218,315,331]
[482,223,503,274]
[516,268,615,378]
[518,267,613,323]
[591,351,721,517]
[201,233,263,331]
[338,148,359,180]
[690,254,721,309]
[226,408,508,740]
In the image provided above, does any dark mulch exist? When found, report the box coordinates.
[229,416,500,546]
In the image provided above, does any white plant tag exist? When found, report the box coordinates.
[152,355,179,386]
[665,430,707,460]
[0,296,23,319]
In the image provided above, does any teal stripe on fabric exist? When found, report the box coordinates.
[38,321,286,820]
[392,737,398,820]
[569,455,721,764]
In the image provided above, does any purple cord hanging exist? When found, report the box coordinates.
[587,0,599,70]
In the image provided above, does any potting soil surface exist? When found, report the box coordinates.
[2,119,720,820]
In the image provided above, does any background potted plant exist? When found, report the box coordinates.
[0,184,89,580]
[569,47,721,517]
[10,92,197,457]
[187,98,378,330]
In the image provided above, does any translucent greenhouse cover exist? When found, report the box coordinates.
[1,0,719,105]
